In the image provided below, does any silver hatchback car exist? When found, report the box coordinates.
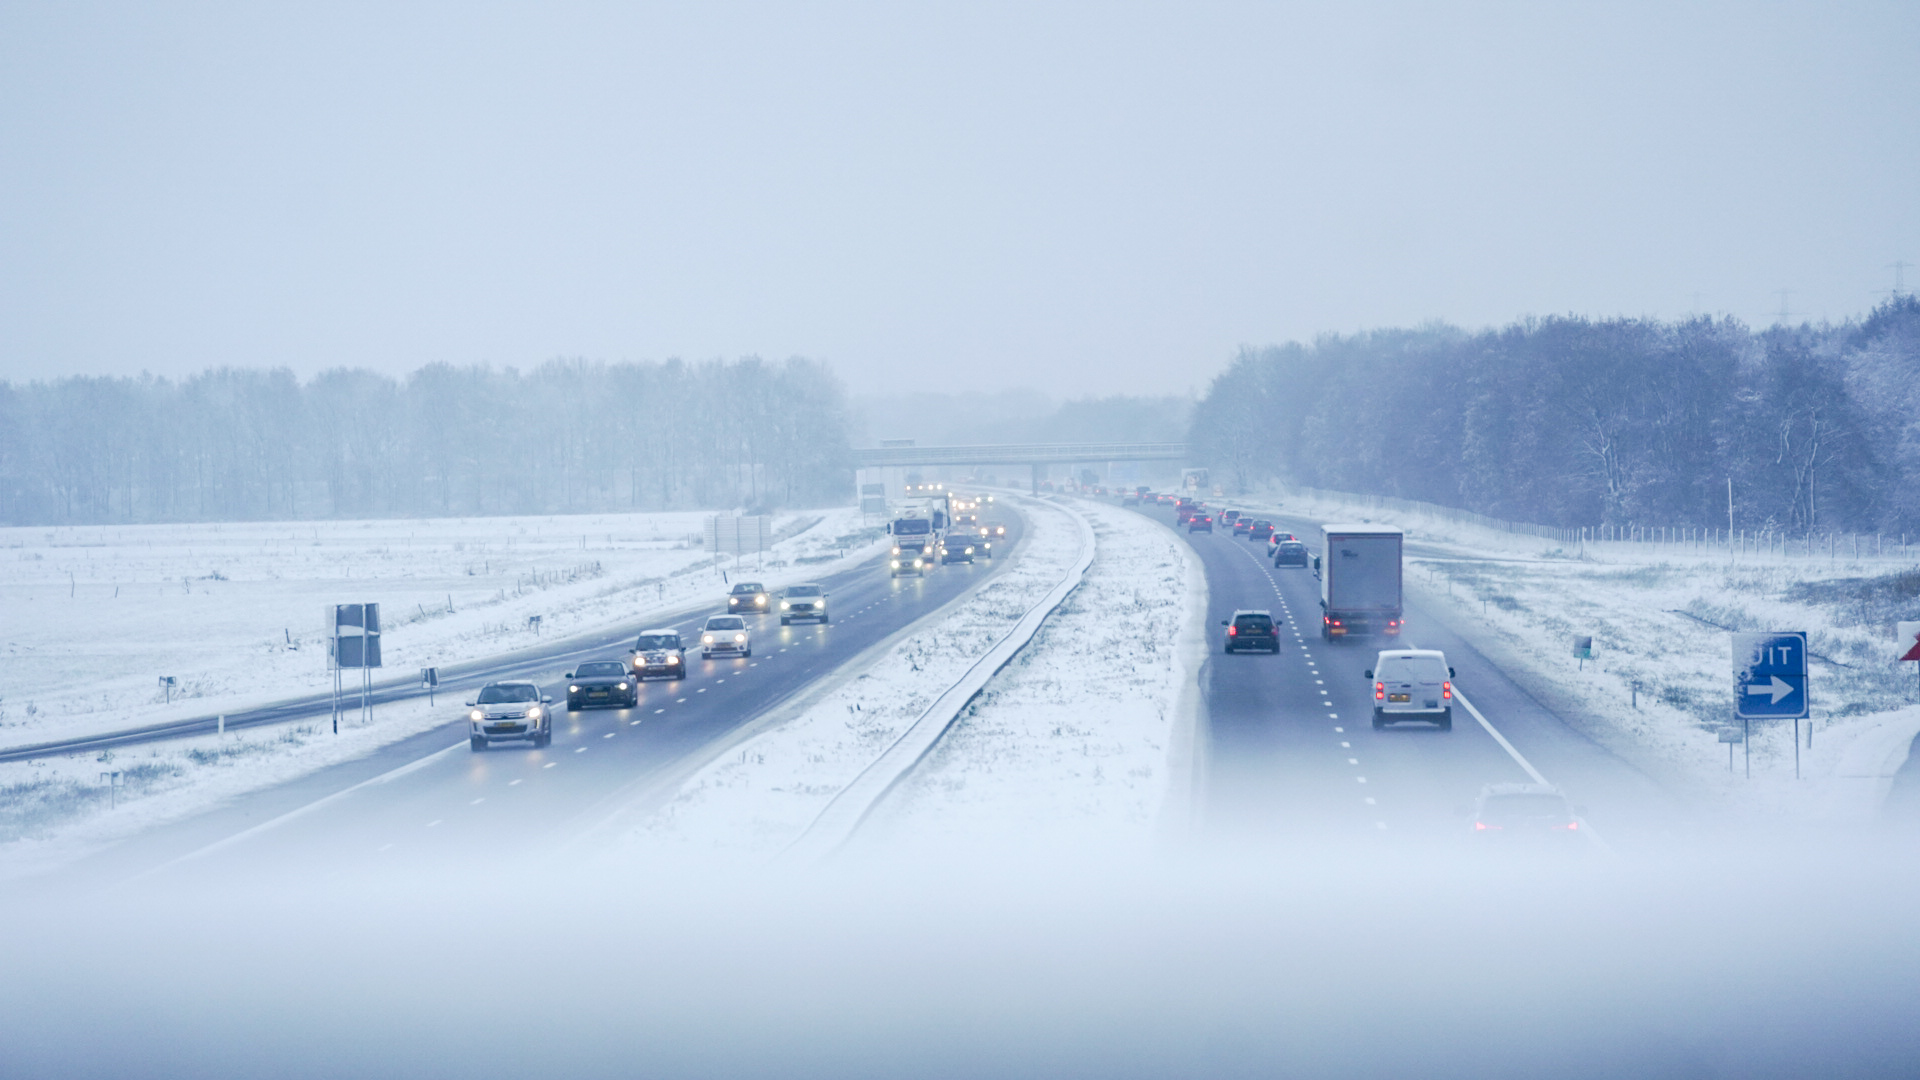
[467,680,553,750]
[700,614,752,659]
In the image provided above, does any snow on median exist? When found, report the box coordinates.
[607,495,1093,858]
[857,497,1205,855]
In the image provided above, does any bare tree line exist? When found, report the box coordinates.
[1189,297,1920,534]
[0,357,853,524]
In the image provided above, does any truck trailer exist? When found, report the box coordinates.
[1317,524,1404,641]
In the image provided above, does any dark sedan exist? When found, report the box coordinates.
[566,660,638,711]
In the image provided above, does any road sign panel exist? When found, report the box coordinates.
[1897,622,1920,663]
[1733,632,1809,719]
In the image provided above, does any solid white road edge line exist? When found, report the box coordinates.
[1454,688,1615,854]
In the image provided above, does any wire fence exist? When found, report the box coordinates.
[1269,482,1920,566]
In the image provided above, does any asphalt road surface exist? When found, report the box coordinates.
[1145,505,1686,855]
[40,513,1024,892]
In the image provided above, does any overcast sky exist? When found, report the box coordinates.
[2,2,1915,396]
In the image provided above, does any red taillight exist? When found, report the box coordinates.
[1566,821,1578,830]
[1228,626,1237,636]
[1375,681,1384,700]
[1443,681,1453,700]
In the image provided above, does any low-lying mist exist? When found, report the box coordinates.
[5,836,1916,1079]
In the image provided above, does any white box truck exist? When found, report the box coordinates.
[1317,524,1404,641]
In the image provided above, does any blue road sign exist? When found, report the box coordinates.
[1733,632,1809,720]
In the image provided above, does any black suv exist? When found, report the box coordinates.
[1274,540,1310,567]
[1222,609,1282,653]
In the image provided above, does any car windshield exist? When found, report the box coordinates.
[576,662,625,677]
[1481,794,1573,824]
[1281,542,1305,550]
[731,583,763,595]
[894,519,931,535]
[706,616,745,630]
[477,684,538,704]
[1380,657,1449,683]
[786,585,821,597]
[635,634,680,650]
[1234,616,1273,631]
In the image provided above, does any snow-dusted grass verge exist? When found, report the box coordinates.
[611,495,1086,858]
[0,509,888,879]
[859,497,1203,855]
[1227,486,1920,821]
[0,508,880,748]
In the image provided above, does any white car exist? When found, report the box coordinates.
[1367,648,1455,731]
[779,583,829,624]
[700,614,752,659]
[466,680,553,750]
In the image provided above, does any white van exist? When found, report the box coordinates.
[1366,648,1455,731]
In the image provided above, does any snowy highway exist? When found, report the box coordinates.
[1155,506,1687,853]
[36,511,1026,891]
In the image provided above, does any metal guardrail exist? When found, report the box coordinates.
[852,442,1185,467]
[778,496,1097,864]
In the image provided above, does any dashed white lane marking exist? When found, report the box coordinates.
[543,762,556,769]
[1340,741,1351,748]
[574,746,588,753]
[655,708,666,714]
[1334,727,1344,733]
[715,679,725,684]
[508,779,522,786]
[602,732,615,739]
[1357,777,1368,784]
[1376,822,1388,830]
[630,719,642,726]
[378,843,394,852]
[1347,758,1359,765]
[470,798,484,805]
[676,698,687,703]
[696,688,706,693]
[427,819,442,827]
[1364,797,1377,805]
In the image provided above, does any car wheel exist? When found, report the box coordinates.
[702,651,711,660]
[743,647,752,657]
[781,617,790,625]
[821,614,830,624]
[1372,712,1386,731]
[470,735,486,752]
[1223,643,1234,654]
[567,700,578,712]
[676,669,686,680]
[1438,710,1453,732]
[534,730,551,748]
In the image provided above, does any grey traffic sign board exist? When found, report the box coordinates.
[1733,631,1808,720]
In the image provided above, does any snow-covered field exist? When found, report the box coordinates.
[1228,487,1920,820]
[0,507,885,875]
[860,497,1205,854]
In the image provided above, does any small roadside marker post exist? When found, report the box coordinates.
[1719,727,1742,772]
[1572,636,1593,671]
[421,667,439,706]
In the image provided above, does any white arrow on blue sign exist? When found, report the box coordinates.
[1732,632,1809,720]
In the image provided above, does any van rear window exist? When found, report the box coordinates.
[1380,658,1448,682]
[1234,616,1273,631]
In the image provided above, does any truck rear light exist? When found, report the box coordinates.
[1443,681,1453,700]
[1375,682,1384,700]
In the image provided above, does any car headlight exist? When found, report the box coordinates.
[964,546,973,554]
[703,634,714,643]
[890,560,900,568]
[469,710,484,722]
[734,633,746,643]
[667,654,679,664]
[781,601,790,609]
[527,706,542,719]
[569,684,580,693]
[617,682,628,690]
[892,545,901,554]
[756,595,766,605]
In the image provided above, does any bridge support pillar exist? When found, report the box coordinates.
[1031,462,1045,494]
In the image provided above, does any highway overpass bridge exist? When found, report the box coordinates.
[852,442,1188,494]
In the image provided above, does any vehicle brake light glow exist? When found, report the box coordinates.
[1375,682,1384,700]
[1443,681,1453,700]
[1228,626,1237,635]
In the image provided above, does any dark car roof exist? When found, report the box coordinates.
[730,582,765,593]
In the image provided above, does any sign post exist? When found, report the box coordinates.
[1572,635,1593,671]
[1733,631,1809,780]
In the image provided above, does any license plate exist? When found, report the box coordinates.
[1389,693,1411,702]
